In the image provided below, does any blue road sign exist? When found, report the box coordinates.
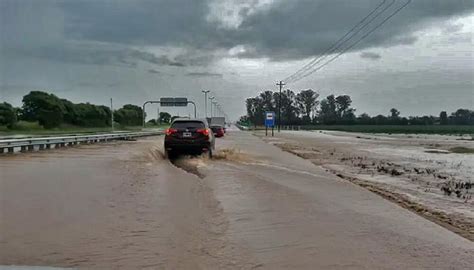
[265,111,275,127]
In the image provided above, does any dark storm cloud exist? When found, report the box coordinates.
[2,0,473,64]
[57,0,474,61]
[360,52,382,60]
[442,22,464,34]
[60,0,214,48]
[148,69,161,74]
[0,0,186,68]
[3,40,184,68]
[129,50,186,67]
[186,72,223,78]
[234,0,474,60]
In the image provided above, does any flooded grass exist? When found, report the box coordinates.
[449,147,474,154]
[300,125,474,135]
[262,131,474,240]
[424,149,450,154]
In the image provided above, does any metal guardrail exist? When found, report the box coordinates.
[235,124,250,130]
[0,131,163,154]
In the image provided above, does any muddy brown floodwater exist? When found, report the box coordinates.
[1,130,473,269]
[0,138,253,269]
[257,130,474,240]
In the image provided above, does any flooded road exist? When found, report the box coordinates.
[1,130,473,269]
[257,130,474,240]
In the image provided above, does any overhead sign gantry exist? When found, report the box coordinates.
[142,97,197,127]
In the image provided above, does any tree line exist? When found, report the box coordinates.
[240,89,474,126]
[0,91,145,129]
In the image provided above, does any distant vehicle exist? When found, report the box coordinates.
[210,125,225,138]
[164,118,215,158]
[209,117,225,127]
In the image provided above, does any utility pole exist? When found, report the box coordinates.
[110,98,114,132]
[276,81,285,132]
[202,90,210,118]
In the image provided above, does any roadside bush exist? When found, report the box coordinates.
[74,103,111,127]
[0,102,18,128]
[22,91,65,129]
[114,104,144,126]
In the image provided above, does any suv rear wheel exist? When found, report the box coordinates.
[165,150,176,160]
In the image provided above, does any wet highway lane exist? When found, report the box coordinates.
[1,131,473,269]
[0,140,241,269]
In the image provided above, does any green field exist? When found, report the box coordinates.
[243,124,474,135]
[0,121,169,137]
[449,147,474,154]
[299,125,474,135]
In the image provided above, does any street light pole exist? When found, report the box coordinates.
[110,98,114,132]
[209,96,215,117]
[212,101,217,117]
[201,90,210,118]
[157,107,160,124]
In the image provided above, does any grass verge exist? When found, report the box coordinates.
[0,121,169,137]
[449,147,474,154]
[302,125,474,135]
[245,125,474,135]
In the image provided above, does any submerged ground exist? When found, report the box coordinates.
[1,128,473,269]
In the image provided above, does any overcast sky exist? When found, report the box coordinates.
[1,0,473,120]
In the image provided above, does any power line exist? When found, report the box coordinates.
[284,0,411,84]
[293,0,412,82]
[287,0,398,83]
[284,0,393,83]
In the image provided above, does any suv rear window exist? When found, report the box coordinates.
[171,121,205,129]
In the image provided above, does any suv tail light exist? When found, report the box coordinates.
[165,128,178,136]
[197,128,210,137]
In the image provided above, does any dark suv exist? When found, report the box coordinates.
[164,118,215,158]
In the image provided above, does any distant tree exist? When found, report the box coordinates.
[159,112,171,124]
[74,103,110,127]
[318,94,355,124]
[280,89,298,125]
[246,97,264,127]
[60,99,78,125]
[341,108,356,124]
[319,95,338,124]
[259,91,276,112]
[334,95,356,124]
[373,114,388,125]
[0,102,18,128]
[449,109,473,125]
[357,113,372,125]
[335,95,352,118]
[170,115,181,122]
[296,89,319,124]
[114,104,144,126]
[147,119,157,125]
[390,108,400,118]
[389,108,401,124]
[409,115,435,125]
[439,111,448,125]
[238,115,251,126]
[22,91,65,129]
[244,89,474,127]
[399,117,409,125]
[99,105,112,126]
